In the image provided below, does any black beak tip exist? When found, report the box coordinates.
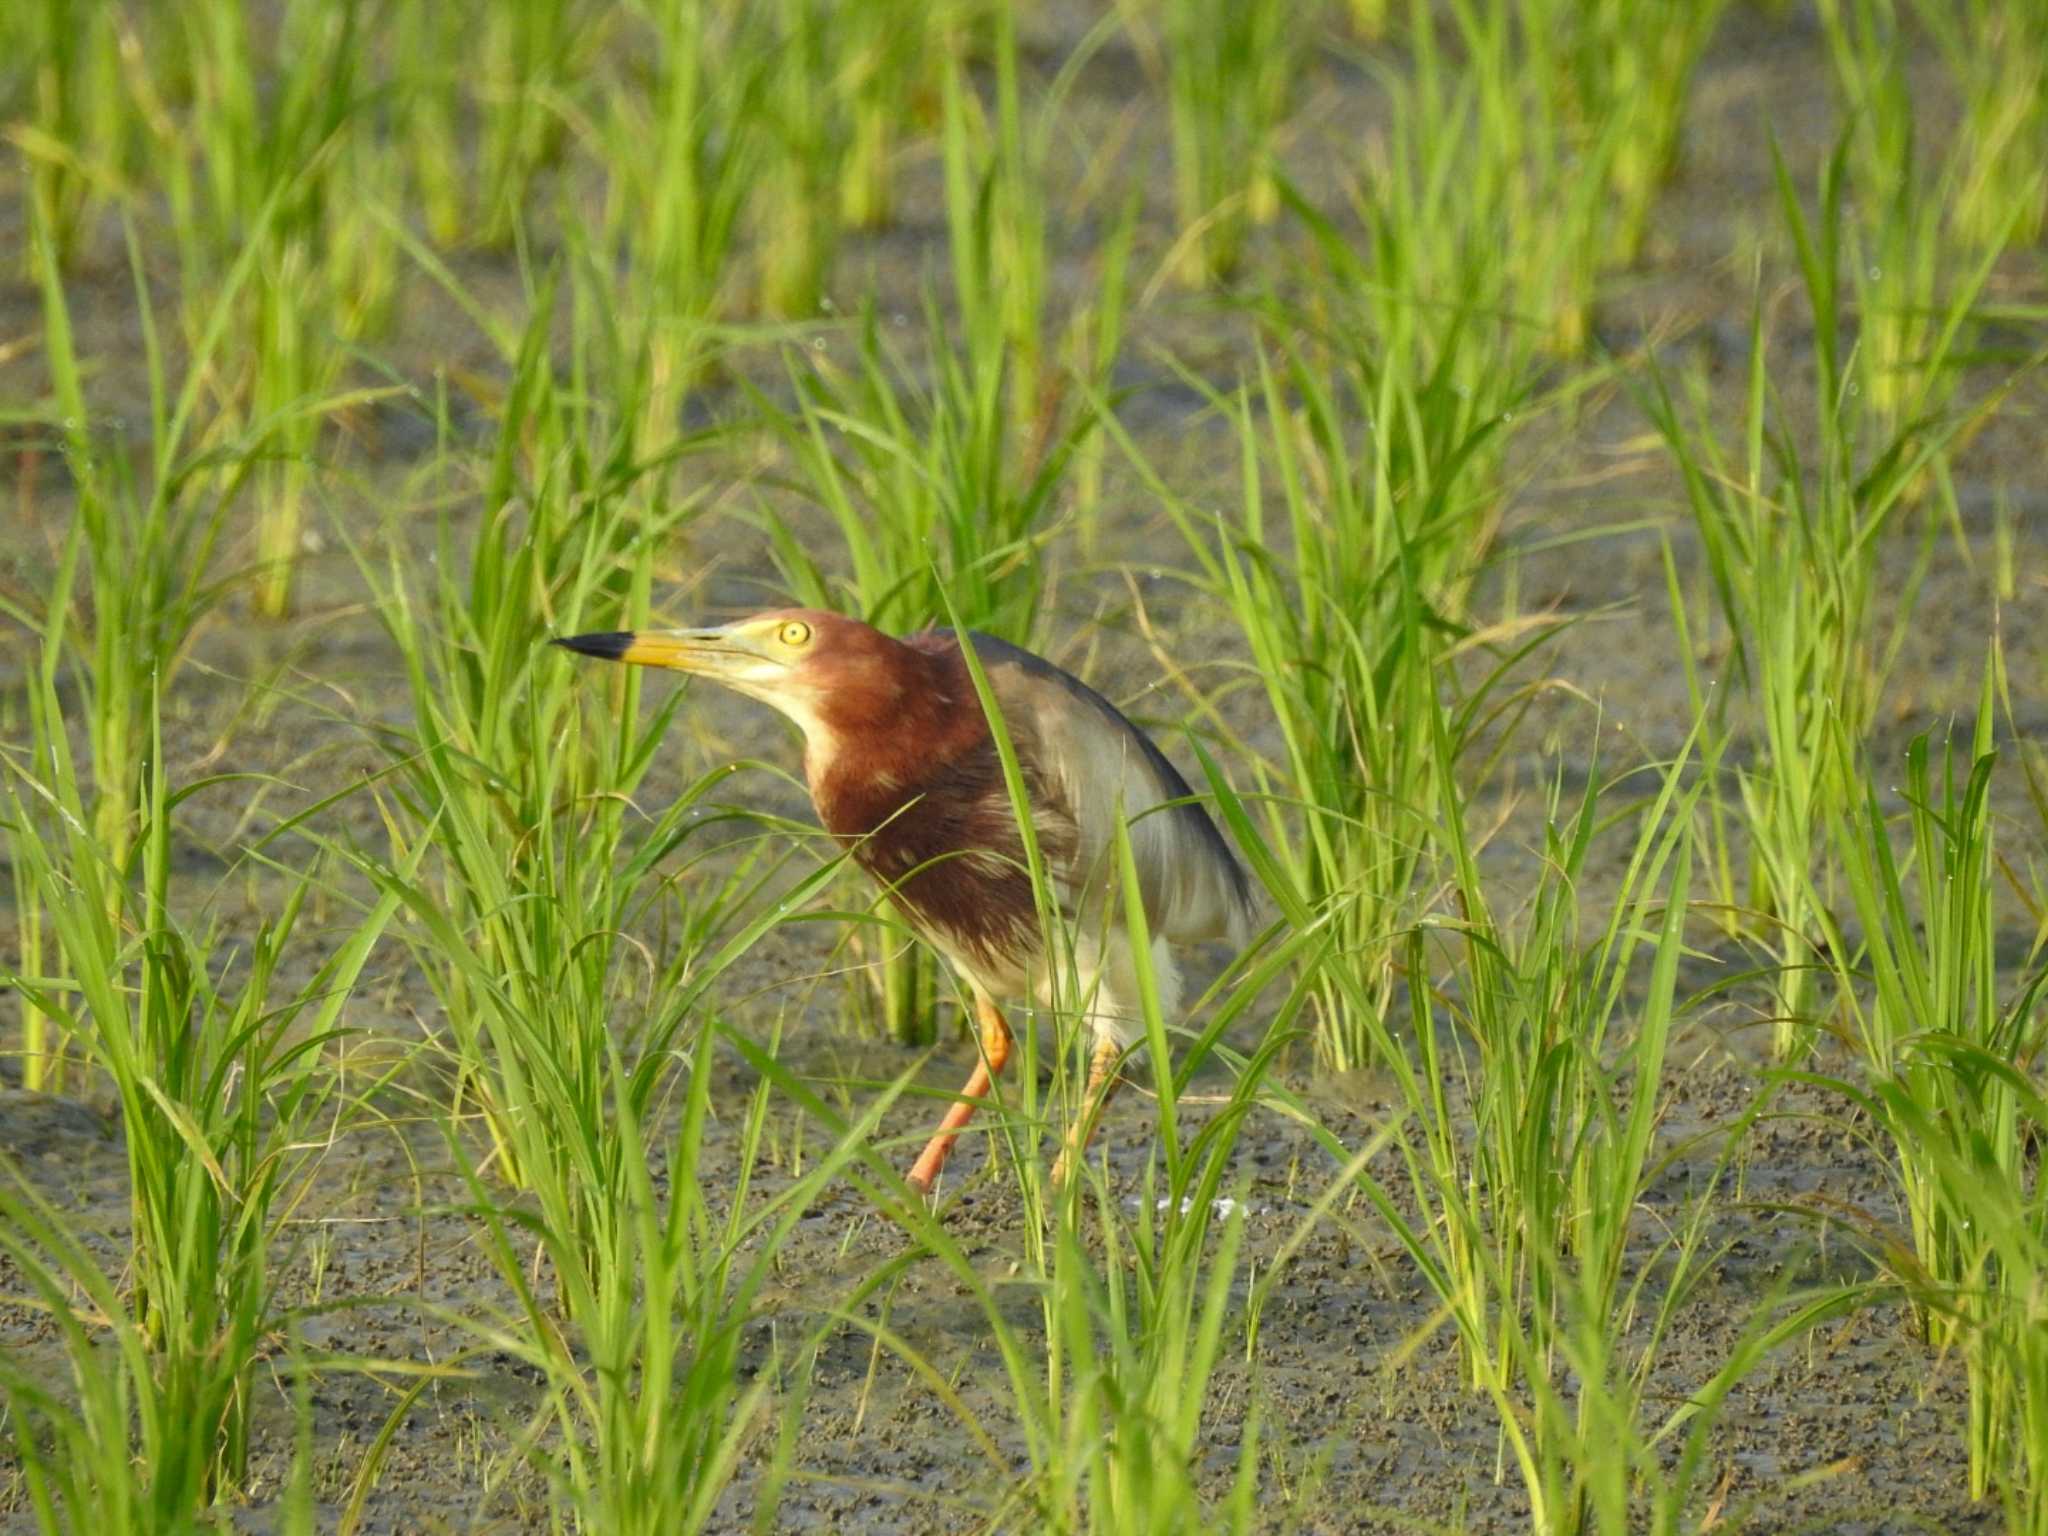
[552,631,635,660]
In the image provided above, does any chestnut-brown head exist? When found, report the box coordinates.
[552,608,927,749]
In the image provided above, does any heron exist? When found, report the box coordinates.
[554,609,1254,1192]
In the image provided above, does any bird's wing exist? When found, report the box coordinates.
[965,634,1253,948]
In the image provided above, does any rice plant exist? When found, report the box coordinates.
[1224,709,1859,1533]
[1806,669,2048,1338]
[458,1043,860,1533]
[749,0,845,320]
[1110,303,1550,1070]
[0,687,401,1509]
[473,0,593,246]
[1646,322,1846,1061]
[1340,0,1395,41]
[937,1,1125,455]
[1162,378,1440,1077]
[1643,144,1973,1059]
[1415,718,1702,1386]
[1910,0,2048,252]
[8,0,136,269]
[2,215,299,1087]
[755,296,1100,647]
[1795,664,2048,1520]
[834,0,932,231]
[1347,0,1624,359]
[384,2,468,246]
[936,6,1126,454]
[344,272,759,1189]
[86,0,395,618]
[751,1011,1293,1531]
[1870,1051,2048,1533]
[13,219,238,865]
[1151,0,1304,287]
[1064,186,1142,549]
[1545,0,1728,268]
[1815,0,2020,428]
[246,250,346,620]
[0,1172,324,1534]
[593,0,758,449]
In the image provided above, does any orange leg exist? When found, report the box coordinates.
[906,993,1013,1193]
[1050,1036,1126,1190]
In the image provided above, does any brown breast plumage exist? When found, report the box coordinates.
[805,642,1077,974]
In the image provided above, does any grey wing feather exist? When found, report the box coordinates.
[962,633,1255,948]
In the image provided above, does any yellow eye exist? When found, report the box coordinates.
[778,620,813,648]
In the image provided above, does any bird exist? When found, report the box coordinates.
[553,609,1254,1193]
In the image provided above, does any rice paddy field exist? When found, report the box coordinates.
[5,0,2048,1530]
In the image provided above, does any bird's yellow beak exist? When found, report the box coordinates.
[551,626,780,680]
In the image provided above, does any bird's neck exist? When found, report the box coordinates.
[803,643,979,837]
